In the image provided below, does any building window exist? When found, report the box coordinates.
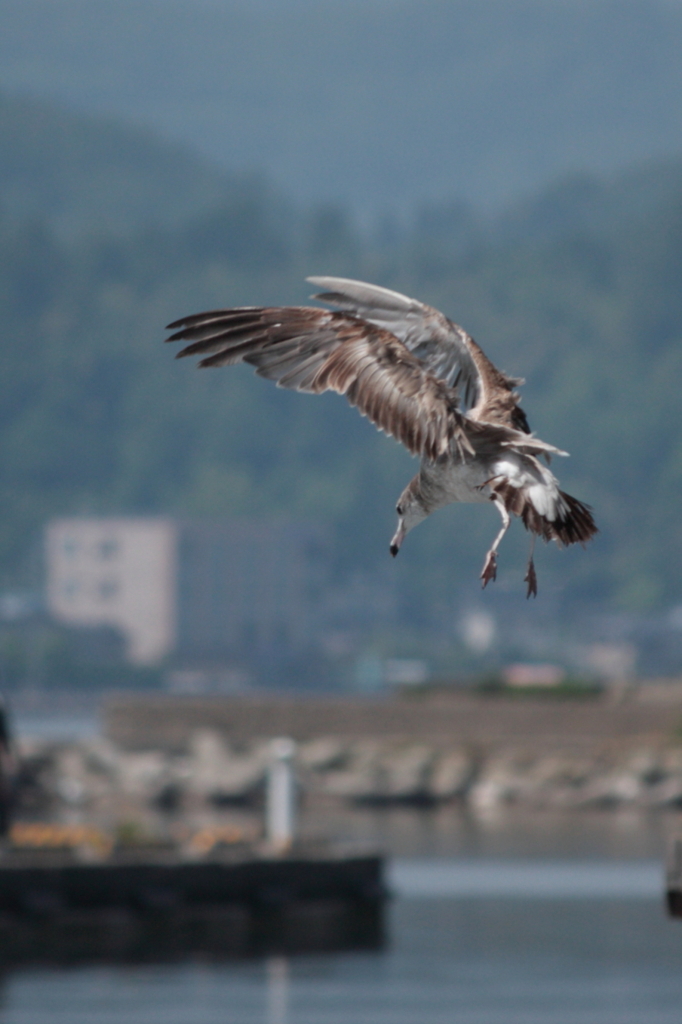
[98,579,119,600]
[97,538,119,560]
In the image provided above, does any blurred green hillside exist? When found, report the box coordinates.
[1,93,681,623]
[0,91,238,237]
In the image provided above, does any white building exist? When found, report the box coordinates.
[45,518,177,665]
[44,517,326,670]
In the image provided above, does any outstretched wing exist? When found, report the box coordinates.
[165,305,473,462]
[308,276,480,405]
[308,276,530,433]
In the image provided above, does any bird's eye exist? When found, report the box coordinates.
[396,504,404,516]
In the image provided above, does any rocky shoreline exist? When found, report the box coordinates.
[12,728,682,817]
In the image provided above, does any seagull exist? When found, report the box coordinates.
[165,276,597,597]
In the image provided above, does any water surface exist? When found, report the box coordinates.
[1,855,681,1024]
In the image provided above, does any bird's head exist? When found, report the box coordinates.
[389,486,428,557]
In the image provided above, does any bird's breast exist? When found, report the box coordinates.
[420,459,493,508]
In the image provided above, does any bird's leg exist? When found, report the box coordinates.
[481,498,510,589]
[524,535,538,599]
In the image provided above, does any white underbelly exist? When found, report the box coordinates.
[426,461,493,506]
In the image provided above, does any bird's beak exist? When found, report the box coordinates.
[389,519,406,557]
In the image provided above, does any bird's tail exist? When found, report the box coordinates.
[492,480,598,546]
[548,490,598,545]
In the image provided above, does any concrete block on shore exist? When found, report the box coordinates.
[428,750,476,800]
[181,730,267,806]
[10,719,682,817]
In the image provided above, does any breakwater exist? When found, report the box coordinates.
[104,684,682,753]
[13,682,682,814]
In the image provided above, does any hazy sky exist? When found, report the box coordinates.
[1,0,682,213]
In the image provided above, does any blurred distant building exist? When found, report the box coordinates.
[174,519,327,665]
[45,517,327,670]
[45,518,177,665]
[502,663,566,688]
[582,642,637,682]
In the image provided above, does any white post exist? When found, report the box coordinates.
[266,737,296,854]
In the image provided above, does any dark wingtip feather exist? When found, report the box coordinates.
[554,492,598,546]
[511,405,531,434]
[166,316,195,331]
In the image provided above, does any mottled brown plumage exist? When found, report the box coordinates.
[166,276,597,594]
[169,305,472,462]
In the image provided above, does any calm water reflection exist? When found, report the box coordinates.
[297,803,679,861]
[1,893,681,1024]
[1,810,681,1024]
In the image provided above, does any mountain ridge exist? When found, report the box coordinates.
[1,0,682,212]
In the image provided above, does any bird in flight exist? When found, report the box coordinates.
[166,277,597,596]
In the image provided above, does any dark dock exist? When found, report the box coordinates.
[0,716,385,965]
[0,844,386,965]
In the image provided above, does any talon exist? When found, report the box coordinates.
[481,551,497,588]
[524,558,537,599]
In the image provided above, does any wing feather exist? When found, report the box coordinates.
[166,307,262,331]
[166,305,471,461]
[308,275,480,403]
[308,276,530,432]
